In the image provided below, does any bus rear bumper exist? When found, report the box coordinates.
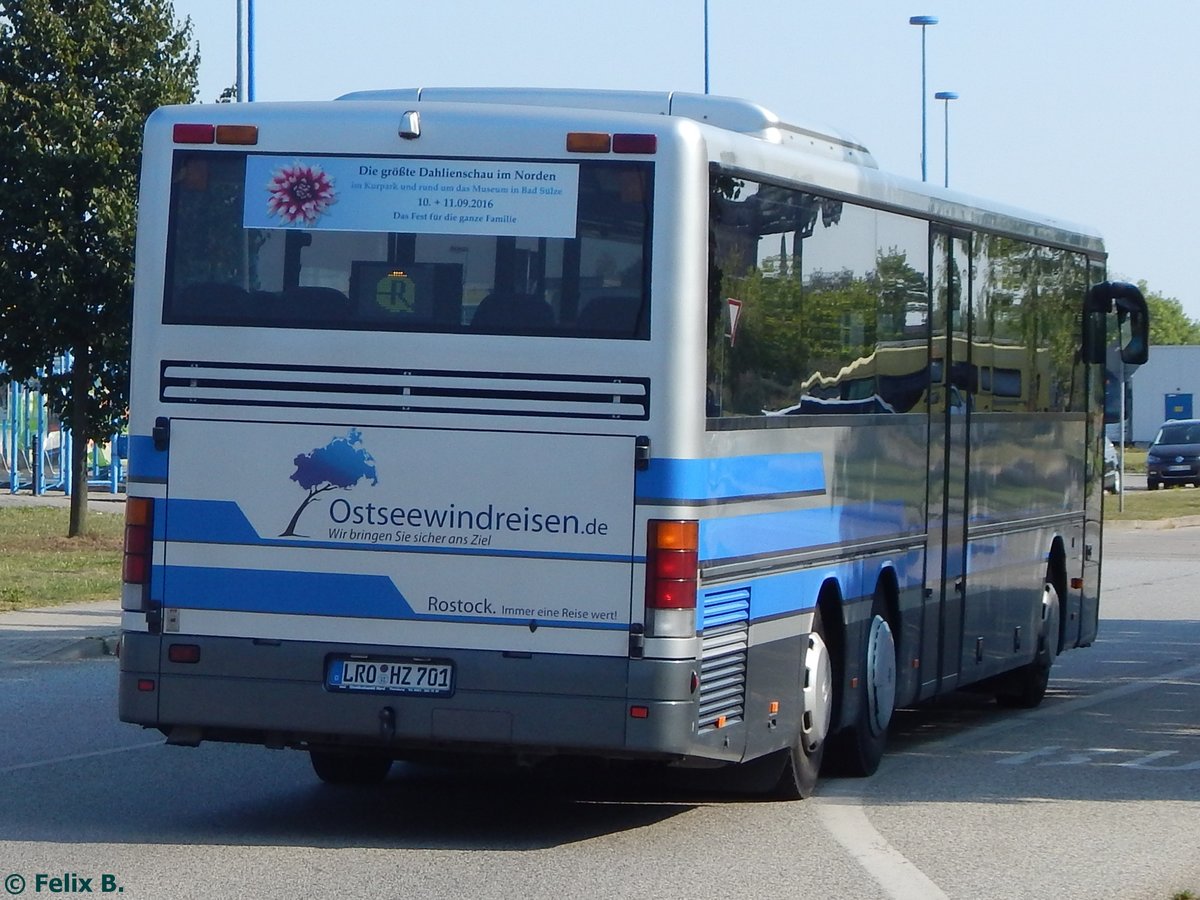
[118,631,708,763]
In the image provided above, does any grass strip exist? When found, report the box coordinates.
[0,506,123,611]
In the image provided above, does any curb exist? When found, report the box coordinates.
[44,634,121,662]
[0,633,120,665]
[1106,514,1200,531]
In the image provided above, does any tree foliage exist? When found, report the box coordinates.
[0,0,198,533]
[1137,280,1200,346]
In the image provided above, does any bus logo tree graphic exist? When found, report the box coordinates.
[281,429,378,537]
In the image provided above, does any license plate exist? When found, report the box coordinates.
[326,657,454,696]
[1168,465,1192,472]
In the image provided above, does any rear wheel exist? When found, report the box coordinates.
[825,597,896,777]
[996,583,1060,709]
[776,607,833,798]
[310,749,393,785]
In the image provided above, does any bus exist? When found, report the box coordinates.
[118,88,1148,797]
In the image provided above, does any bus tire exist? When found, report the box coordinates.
[826,597,896,778]
[309,749,393,785]
[996,583,1060,709]
[775,607,833,798]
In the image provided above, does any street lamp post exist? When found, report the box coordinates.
[909,15,939,182]
[934,90,959,188]
[704,0,710,94]
[236,0,257,102]
[247,0,256,101]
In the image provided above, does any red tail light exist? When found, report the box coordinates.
[612,133,657,154]
[645,520,698,609]
[122,497,154,585]
[168,644,201,664]
[172,123,215,144]
[172,123,259,145]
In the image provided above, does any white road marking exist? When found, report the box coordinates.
[815,660,1200,897]
[0,740,162,775]
[815,800,951,900]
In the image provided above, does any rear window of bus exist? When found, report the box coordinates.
[162,151,653,339]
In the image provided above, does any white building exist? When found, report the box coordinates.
[1124,345,1200,444]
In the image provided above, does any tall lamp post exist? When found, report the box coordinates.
[237,0,257,102]
[909,15,939,182]
[934,90,958,188]
[703,0,710,94]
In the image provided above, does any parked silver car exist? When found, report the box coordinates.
[1104,438,1120,494]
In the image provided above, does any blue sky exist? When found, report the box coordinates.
[173,0,1199,318]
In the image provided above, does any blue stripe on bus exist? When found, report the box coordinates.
[128,435,167,481]
[161,498,639,563]
[165,499,262,544]
[163,565,414,618]
[711,544,925,624]
[160,564,627,630]
[635,453,825,503]
[699,501,911,563]
[152,498,167,542]
[149,559,166,606]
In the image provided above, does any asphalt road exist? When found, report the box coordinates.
[0,527,1197,900]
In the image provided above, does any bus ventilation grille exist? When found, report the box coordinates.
[159,361,650,421]
[698,587,750,734]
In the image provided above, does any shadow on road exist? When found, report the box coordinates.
[3,617,1198,847]
[0,748,724,849]
[838,617,1200,807]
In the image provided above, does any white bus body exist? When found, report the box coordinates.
[119,88,1146,795]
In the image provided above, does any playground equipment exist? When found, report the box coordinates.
[1,356,125,496]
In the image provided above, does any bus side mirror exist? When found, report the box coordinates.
[1082,281,1149,366]
[1115,292,1149,365]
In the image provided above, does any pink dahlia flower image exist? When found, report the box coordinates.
[265,162,336,225]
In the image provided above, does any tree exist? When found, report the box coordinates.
[0,0,199,535]
[1137,280,1200,346]
[281,430,379,538]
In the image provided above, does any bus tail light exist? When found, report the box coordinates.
[215,124,259,145]
[566,132,611,153]
[566,132,656,154]
[644,520,698,639]
[172,123,259,145]
[612,133,657,154]
[173,123,214,143]
[168,644,202,664]
[645,520,698,609]
[122,497,154,586]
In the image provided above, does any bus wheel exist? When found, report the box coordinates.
[776,607,833,798]
[827,598,896,777]
[996,583,1060,709]
[309,749,393,785]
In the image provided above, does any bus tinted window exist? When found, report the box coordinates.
[164,151,652,338]
[972,235,1089,413]
[707,174,930,421]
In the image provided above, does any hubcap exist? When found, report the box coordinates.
[1040,585,1061,661]
[865,615,897,736]
[801,631,833,752]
